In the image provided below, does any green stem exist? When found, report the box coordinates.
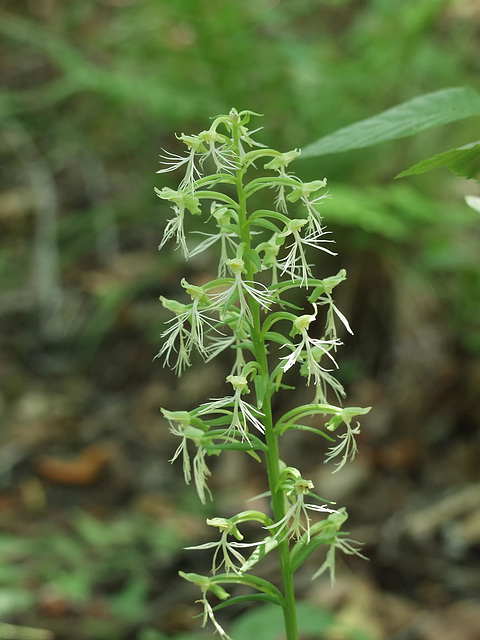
[232,121,298,640]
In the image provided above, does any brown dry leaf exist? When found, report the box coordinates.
[36,443,116,485]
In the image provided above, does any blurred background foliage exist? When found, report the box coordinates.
[1,1,479,639]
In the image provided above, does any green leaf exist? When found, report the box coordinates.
[315,183,435,239]
[396,141,480,180]
[230,602,334,640]
[302,87,480,157]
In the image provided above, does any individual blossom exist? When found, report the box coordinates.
[311,509,367,584]
[230,108,266,154]
[306,350,346,405]
[162,409,212,503]
[156,297,192,375]
[179,572,232,640]
[162,409,195,484]
[277,218,336,288]
[280,308,342,393]
[198,129,238,173]
[286,178,330,235]
[156,287,221,375]
[324,422,360,473]
[264,149,301,213]
[156,133,206,193]
[257,234,282,284]
[211,258,274,329]
[186,517,261,575]
[156,187,201,256]
[317,291,353,342]
[181,279,224,357]
[265,473,337,542]
[193,445,213,504]
[324,408,364,473]
[197,375,265,443]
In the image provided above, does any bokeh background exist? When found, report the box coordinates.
[1,1,479,639]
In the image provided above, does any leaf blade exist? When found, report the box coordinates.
[396,141,480,180]
[302,87,480,157]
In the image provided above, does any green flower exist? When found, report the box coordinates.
[162,409,213,504]
[186,517,261,575]
[156,187,201,256]
[198,375,265,442]
[280,307,342,400]
[264,149,301,171]
[179,572,232,639]
[311,509,367,584]
[277,219,336,287]
[266,471,337,542]
[156,290,221,375]
[286,179,327,203]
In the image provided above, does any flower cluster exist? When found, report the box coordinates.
[156,110,370,639]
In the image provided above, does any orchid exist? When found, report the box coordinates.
[156,288,222,375]
[179,572,232,640]
[264,149,301,213]
[197,375,265,442]
[277,219,337,287]
[211,258,274,329]
[280,308,342,395]
[266,475,337,543]
[162,408,212,503]
[186,517,262,575]
[156,133,205,193]
[157,109,371,640]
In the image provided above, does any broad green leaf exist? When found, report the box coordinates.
[230,602,334,640]
[396,141,480,180]
[302,87,480,157]
[317,183,441,239]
